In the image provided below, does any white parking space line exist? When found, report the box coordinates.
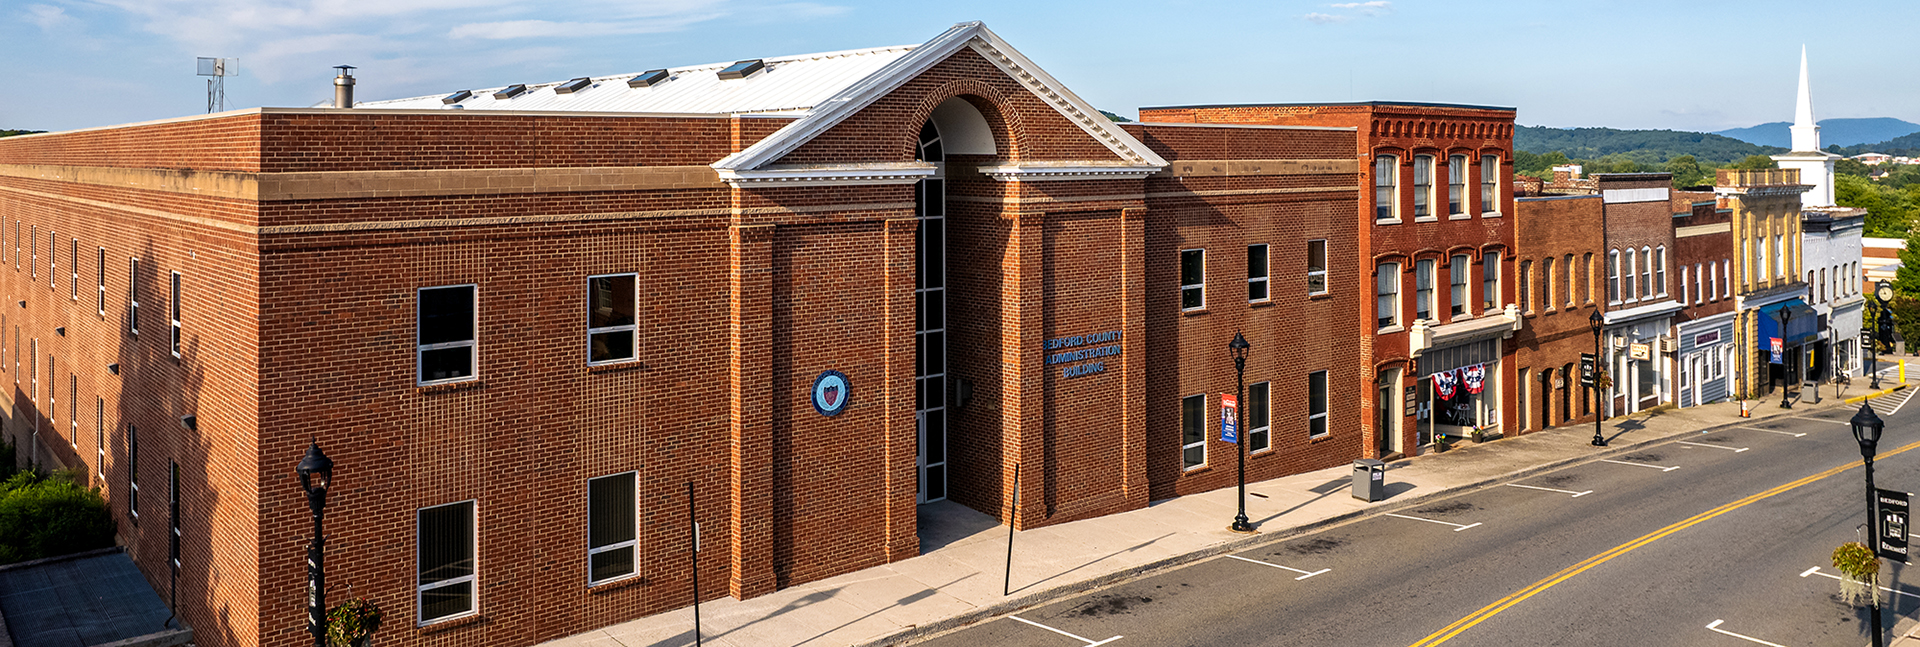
[1705,619,1790,647]
[1736,426,1807,438]
[1009,615,1123,646]
[1503,483,1592,497]
[1225,554,1330,580]
[1384,513,1482,531]
[1794,418,1852,426]
[1799,567,1920,600]
[1678,441,1749,453]
[1600,459,1681,472]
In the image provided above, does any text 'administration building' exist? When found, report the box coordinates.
[0,23,1370,647]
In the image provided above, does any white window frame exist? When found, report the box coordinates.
[1180,249,1206,311]
[1564,253,1576,307]
[30,225,36,279]
[1722,260,1731,298]
[417,284,479,386]
[1483,250,1501,313]
[128,257,140,335]
[1480,154,1501,215]
[1447,154,1468,218]
[97,247,106,316]
[1695,263,1704,304]
[169,461,180,569]
[48,230,55,290]
[1519,260,1532,313]
[1247,244,1270,303]
[1639,247,1652,300]
[1541,257,1555,311]
[1623,250,1637,301]
[1307,370,1330,438]
[96,397,104,482]
[1377,262,1401,331]
[585,273,639,366]
[1248,381,1271,453]
[1654,246,1667,296]
[1181,394,1207,471]
[1413,155,1436,221]
[68,374,75,451]
[1774,234,1785,279]
[1680,265,1689,305]
[128,424,138,521]
[1449,254,1470,318]
[417,499,479,626]
[1374,155,1400,223]
[69,238,77,301]
[170,271,182,359]
[586,472,639,585]
[1306,240,1329,296]
[1414,258,1435,322]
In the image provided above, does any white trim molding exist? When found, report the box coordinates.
[716,162,936,187]
[975,162,1161,182]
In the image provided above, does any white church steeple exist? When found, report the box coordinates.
[1789,45,1821,152]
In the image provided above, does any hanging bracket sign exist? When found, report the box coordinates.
[1878,488,1910,561]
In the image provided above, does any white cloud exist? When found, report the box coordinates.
[1302,12,1349,24]
[1330,1,1391,9]
[23,4,72,31]
[1311,1,1392,21]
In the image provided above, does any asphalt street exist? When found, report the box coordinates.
[915,388,1920,647]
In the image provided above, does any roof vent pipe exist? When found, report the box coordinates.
[333,65,357,108]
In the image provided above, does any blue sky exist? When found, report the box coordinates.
[3,0,1914,134]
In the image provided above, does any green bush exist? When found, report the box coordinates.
[0,469,115,565]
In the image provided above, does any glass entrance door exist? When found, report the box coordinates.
[915,121,947,504]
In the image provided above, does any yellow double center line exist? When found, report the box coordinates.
[1410,437,1920,647]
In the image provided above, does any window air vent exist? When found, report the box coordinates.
[493,84,527,100]
[627,69,670,88]
[717,59,765,80]
[441,90,472,105]
[554,77,592,94]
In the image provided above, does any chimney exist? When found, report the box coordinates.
[333,65,357,109]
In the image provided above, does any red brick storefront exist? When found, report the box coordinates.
[1138,102,1519,457]
[0,22,1366,647]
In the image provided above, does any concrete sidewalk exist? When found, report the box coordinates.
[546,375,1913,647]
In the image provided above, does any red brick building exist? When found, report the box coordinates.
[1137,102,1519,456]
[0,22,1368,647]
[1511,194,1604,431]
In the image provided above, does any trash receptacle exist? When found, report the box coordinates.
[1352,459,1386,502]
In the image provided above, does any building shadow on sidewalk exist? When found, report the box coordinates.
[789,573,977,647]
[917,500,1002,553]
[1011,533,1176,595]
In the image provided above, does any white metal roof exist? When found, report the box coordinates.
[356,45,917,115]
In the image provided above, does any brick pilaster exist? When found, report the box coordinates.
[1118,207,1149,509]
[728,223,776,599]
[883,218,920,562]
[1003,210,1044,529]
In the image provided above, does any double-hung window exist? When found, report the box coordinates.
[1414,259,1435,321]
[1306,240,1328,296]
[1480,155,1500,214]
[29,226,36,279]
[1246,245,1269,303]
[95,398,104,482]
[1680,265,1689,305]
[1607,251,1620,303]
[1623,250,1638,300]
[1774,234,1785,279]
[69,239,77,300]
[1247,382,1270,453]
[1307,371,1329,438]
[1519,260,1532,313]
[170,272,182,358]
[1722,260,1731,298]
[1449,254,1469,318]
[418,500,477,624]
[1376,262,1400,329]
[418,285,478,385]
[47,230,55,289]
[97,248,106,316]
[1639,247,1653,298]
[169,462,180,569]
[586,274,637,365]
[128,424,139,522]
[1541,257,1555,310]
[1447,155,1467,216]
[1181,394,1206,470]
[1180,250,1205,311]
[1413,156,1434,219]
[1654,247,1667,296]
[1481,251,1499,312]
[128,258,140,335]
[1374,156,1399,221]
[1582,252,1593,303]
[587,472,638,584]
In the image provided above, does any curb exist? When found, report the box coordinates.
[860,395,1878,647]
[1845,383,1909,404]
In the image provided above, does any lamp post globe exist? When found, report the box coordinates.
[1588,310,1607,447]
[296,442,335,647]
[1851,402,1887,647]
[1228,332,1254,533]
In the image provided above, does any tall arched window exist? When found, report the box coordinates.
[915,120,947,503]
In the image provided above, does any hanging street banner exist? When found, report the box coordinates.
[1220,394,1239,444]
[1878,489,1910,561]
[1770,337,1784,364]
[1579,354,1596,386]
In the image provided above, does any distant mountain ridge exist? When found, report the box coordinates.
[1514,125,1781,165]
[1713,117,1920,148]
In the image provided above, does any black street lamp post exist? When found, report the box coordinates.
[1780,307,1795,409]
[1229,333,1254,534]
[1851,403,1886,647]
[1589,310,1607,447]
[296,443,335,647]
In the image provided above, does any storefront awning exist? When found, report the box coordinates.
[1756,299,1818,347]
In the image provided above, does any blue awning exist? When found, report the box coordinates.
[1755,299,1818,349]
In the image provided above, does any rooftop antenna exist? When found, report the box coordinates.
[197,57,238,113]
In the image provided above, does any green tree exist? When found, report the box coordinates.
[1729,154,1778,170]
[1665,154,1706,187]
[1897,226,1920,300]
[1836,158,1871,177]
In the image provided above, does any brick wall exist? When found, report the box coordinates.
[1513,195,1604,431]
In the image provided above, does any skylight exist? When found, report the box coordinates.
[717,60,765,80]
[627,69,670,88]
[441,90,472,105]
[492,84,527,100]
[554,77,592,94]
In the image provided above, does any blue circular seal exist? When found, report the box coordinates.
[811,370,850,416]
